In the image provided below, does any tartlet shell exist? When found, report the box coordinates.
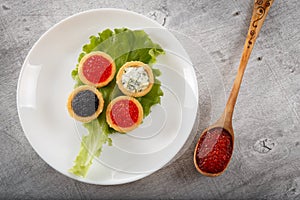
[67,85,104,123]
[106,96,144,133]
[116,61,154,97]
[78,51,116,88]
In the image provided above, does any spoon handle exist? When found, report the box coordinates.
[223,0,274,123]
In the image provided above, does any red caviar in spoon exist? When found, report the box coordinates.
[195,127,233,174]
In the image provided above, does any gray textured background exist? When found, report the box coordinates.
[1,0,300,199]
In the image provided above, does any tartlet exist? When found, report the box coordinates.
[78,51,116,88]
[106,96,143,133]
[116,61,154,97]
[67,85,104,123]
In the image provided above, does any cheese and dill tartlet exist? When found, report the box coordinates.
[116,61,154,97]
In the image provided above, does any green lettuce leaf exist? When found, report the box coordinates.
[69,28,165,177]
[68,119,112,177]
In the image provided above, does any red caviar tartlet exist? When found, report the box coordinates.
[106,96,143,133]
[78,51,116,88]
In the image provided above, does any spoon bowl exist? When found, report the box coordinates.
[193,128,234,177]
[194,0,274,176]
[194,114,234,176]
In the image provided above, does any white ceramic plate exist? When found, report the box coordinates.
[17,9,198,185]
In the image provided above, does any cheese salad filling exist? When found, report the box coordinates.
[121,66,150,93]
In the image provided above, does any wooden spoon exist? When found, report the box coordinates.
[194,0,274,176]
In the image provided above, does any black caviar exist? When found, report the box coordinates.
[71,90,99,117]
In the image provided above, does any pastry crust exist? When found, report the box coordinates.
[106,96,143,133]
[116,61,154,97]
[67,85,104,123]
[78,51,116,88]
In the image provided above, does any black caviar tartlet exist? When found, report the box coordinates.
[67,85,104,122]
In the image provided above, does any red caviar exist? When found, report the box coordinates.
[82,55,112,84]
[195,127,233,174]
[110,100,139,128]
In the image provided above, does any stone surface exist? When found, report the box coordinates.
[1,0,300,199]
